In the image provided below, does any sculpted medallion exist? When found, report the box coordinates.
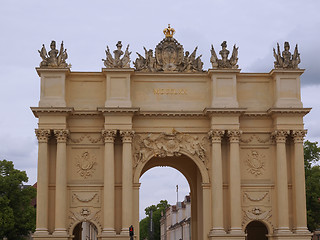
[75,151,97,179]
[245,150,265,176]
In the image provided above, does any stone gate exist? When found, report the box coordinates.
[32,26,311,240]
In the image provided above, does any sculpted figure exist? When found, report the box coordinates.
[38,40,69,68]
[102,41,131,68]
[210,41,239,69]
[273,42,300,69]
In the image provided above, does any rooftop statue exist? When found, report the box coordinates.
[210,41,239,69]
[134,24,203,72]
[273,42,300,69]
[102,41,131,68]
[38,40,70,68]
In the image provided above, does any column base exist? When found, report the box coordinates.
[294,227,311,234]
[33,228,49,236]
[102,228,117,236]
[53,228,68,237]
[209,228,227,235]
[101,234,134,240]
[120,228,129,236]
[272,232,312,240]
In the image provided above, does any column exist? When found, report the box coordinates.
[272,130,291,233]
[53,129,69,236]
[292,130,309,233]
[208,130,226,235]
[227,130,243,234]
[102,130,117,235]
[120,130,134,234]
[34,129,51,235]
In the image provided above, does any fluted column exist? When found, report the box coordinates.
[102,130,117,235]
[120,130,134,234]
[272,130,291,233]
[208,130,226,235]
[53,129,69,236]
[292,130,309,233]
[227,130,243,234]
[34,129,51,235]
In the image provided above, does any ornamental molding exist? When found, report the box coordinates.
[245,150,265,176]
[68,208,102,233]
[75,151,97,179]
[267,108,311,116]
[133,132,209,168]
[138,111,205,117]
[71,191,100,207]
[31,107,74,118]
[242,207,273,229]
[240,134,270,144]
[69,134,103,144]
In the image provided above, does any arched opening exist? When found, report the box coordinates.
[72,221,98,240]
[245,221,268,240]
[137,154,207,240]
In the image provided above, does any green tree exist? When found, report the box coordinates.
[140,200,170,240]
[0,160,36,240]
[304,140,320,231]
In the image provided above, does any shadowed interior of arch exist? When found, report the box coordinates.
[245,220,268,240]
[72,221,98,240]
[139,154,206,240]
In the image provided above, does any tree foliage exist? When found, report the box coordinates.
[304,141,320,231]
[140,200,170,240]
[0,160,36,240]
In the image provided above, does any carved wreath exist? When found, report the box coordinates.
[75,151,97,178]
[133,132,209,168]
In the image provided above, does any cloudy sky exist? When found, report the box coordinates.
[0,0,319,219]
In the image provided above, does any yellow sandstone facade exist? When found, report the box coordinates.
[32,27,311,240]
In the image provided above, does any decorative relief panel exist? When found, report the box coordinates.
[245,150,265,176]
[68,207,102,232]
[68,134,103,144]
[242,189,273,229]
[133,132,209,168]
[75,151,97,178]
[240,134,271,144]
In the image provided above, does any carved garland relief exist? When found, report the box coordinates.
[133,132,209,168]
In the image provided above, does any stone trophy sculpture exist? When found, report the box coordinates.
[210,41,239,69]
[134,24,203,72]
[38,40,70,68]
[102,41,131,68]
[273,42,300,69]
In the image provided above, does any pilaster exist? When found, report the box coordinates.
[120,130,135,235]
[226,130,245,237]
[101,130,117,236]
[272,130,291,234]
[208,130,226,236]
[34,129,51,236]
[53,129,69,236]
[291,130,310,235]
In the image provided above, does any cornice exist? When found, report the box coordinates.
[71,110,101,116]
[97,107,140,115]
[35,67,70,77]
[138,111,205,117]
[269,68,305,77]
[132,72,208,77]
[204,108,247,116]
[267,107,311,116]
[242,111,269,117]
[102,68,135,75]
[208,69,241,76]
[31,107,74,118]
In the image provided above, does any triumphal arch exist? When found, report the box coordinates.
[32,26,311,240]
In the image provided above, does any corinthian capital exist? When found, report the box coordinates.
[35,129,51,143]
[291,130,307,143]
[54,129,69,143]
[226,130,242,143]
[271,130,290,143]
[102,130,117,143]
[208,130,225,143]
[120,130,135,143]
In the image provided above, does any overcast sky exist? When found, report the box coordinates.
[0,0,319,219]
